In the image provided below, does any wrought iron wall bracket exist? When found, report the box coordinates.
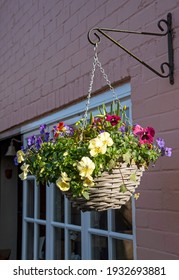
[88,13,174,84]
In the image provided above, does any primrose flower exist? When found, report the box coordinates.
[16,150,25,163]
[98,132,113,147]
[89,137,107,157]
[77,157,95,177]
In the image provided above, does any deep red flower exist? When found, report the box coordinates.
[106,114,121,126]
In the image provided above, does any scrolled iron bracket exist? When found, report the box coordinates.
[88,13,174,84]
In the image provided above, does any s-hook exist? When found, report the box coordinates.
[88,13,174,84]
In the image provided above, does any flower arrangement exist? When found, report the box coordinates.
[15,102,172,203]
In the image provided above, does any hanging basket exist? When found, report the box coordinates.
[64,163,144,212]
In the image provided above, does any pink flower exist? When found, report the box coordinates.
[133,125,155,145]
[106,114,121,126]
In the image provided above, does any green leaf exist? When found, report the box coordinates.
[123,151,131,164]
[130,172,137,182]
[120,184,128,193]
[82,191,89,200]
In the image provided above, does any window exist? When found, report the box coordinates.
[21,83,136,260]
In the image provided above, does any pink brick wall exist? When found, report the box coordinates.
[0,0,179,259]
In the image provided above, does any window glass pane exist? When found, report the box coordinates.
[112,238,133,260]
[69,231,81,260]
[54,227,65,260]
[39,183,46,220]
[54,186,64,223]
[26,223,34,260]
[91,211,107,230]
[112,200,132,234]
[91,235,108,260]
[38,225,46,260]
[68,203,81,226]
[26,180,34,218]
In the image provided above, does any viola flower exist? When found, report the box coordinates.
[164,147,172,157]
[89,137,107,157]
[56,178,70,191]
[16,150,25,163]
[19,172,28,180]
[156,138,165,148]
[56,172,71,191]
[53,122,65,137]
[133,125,155,145]
[133,124,144,136]
[36,136,43,150]
[119,125,126,133]
[139,127,155,144]
[82,175,94,187]
[39,124,46,134]
[106,114,121,126]
[44,132,50,142]
[98,131,113,147]
[77,157,95,177]
[27,135,36,146]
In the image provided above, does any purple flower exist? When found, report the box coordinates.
[64,125,74,136]
[156,138,165,148]
[14,156,18,166]
[165,147,172,157]
[39,124,46,134]
[27,135,36,146]
[36,136,43,150]
[44,132,50,142]
[119,125,126,133]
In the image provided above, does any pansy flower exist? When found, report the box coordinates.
[106,114,121,126]
[133,125,155,145]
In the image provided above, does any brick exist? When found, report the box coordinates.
[136,229,165,251]
[137,247,178,260]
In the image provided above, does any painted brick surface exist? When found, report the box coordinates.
[0,0,179,259]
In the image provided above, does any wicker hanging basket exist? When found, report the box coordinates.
[64,163,144,212]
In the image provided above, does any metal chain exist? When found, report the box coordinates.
[80,46,124,141]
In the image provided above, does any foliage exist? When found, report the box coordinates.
[15,102,172,199]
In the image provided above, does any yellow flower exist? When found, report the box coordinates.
[63,151,68,156]
[17,150,25,163]
[82,175,94,187]
[56,178,70,191]
[56,172,71,192]
[20,163,29,173]
[19,172,27,180]
[98,132,113,147]
[89,138,107,157]
[77,157,95,177]
[61,172,71,182]
[134,193,140,200]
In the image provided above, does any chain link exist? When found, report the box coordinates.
[80,46,122,141]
